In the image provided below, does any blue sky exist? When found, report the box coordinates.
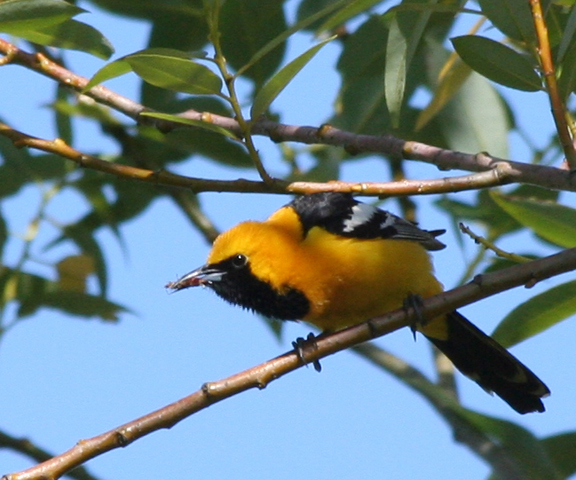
[1,2,575,480]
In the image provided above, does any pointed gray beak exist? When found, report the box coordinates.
[165,264,224,291]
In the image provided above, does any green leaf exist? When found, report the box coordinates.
[542,432,576,479]
[438,186,557,244]
[0,0,84,33]
[287,149,341,183]
[484,254,539,275]
[478,0,535,43]
[385,15,407,128]
[296,0,348,32]
[492,280,576,347]
[236,0,346,78]
[18,288,130,322]
[557,1,576,61]
[0,134,32,198]
[77,0,200,20]
[337,14,388,84]
[51,96,120,126]
[6,267,128,322]
[260,315,284,341]
[333,16,391,135]
[164,128,253,169]
[219,0,287,86]
[557,36,576,99]
[334,75,390,135]
[10,271,47,317]
[416,57,472,130]
[438,70,509,158]
[126,52,222,95]
[85,49,218,94]
[84,58,133,92]
[465,412,561,480]
[141,112,238,139]
[509,183,560,202]
[317,0,384,32]
[0,209,7,260]
[71,176,123,244]
[542,1,564,48]
[0,143,70,198]
[138,95,250,169]
[13,19,114,59]
[141,12,210,110]
[54,86,73,145]
[53,223,109,295]
[39,291,130,322]
[251,36,335,119]
[491,192,576,247]
[452,35,542,92]
[385,2,436,127]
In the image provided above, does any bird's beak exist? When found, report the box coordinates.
[165,264,224,291]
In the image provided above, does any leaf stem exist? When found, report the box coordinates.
[205,0,274,184]
[459,223,531,263]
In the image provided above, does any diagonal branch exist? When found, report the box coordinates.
[0,121,572,196]
[0,121,286,194]
[4,246,576,480]
[1,39,575,193]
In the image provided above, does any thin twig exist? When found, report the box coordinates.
[168,191,220,244]
[288,168,513,196]
[206,1,274,184]
[4,246,576,480]
[459,223,531,263]
[530,0,576,168]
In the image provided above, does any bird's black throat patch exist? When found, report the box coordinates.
[206,256,310,321]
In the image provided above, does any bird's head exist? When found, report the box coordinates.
[165,219,309,320]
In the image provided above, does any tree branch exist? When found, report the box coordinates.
[0,121,571,198]
[0,431,100,480]
[0,121,510,196]
[1,38,575,194]
[4,246,576,480]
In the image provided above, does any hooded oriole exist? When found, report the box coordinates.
[167,192,549,413]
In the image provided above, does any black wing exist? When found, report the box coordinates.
[289,192,446,251]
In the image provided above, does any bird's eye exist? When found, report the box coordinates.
[231,253,248,268]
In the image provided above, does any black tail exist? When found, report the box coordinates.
[424,311,550,414]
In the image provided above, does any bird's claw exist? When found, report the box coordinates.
[403,294,426,341]
[292,332,322,372]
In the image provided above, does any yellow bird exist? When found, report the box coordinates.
[167,192,549,413]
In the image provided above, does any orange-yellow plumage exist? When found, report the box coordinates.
[168,192,549,414]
